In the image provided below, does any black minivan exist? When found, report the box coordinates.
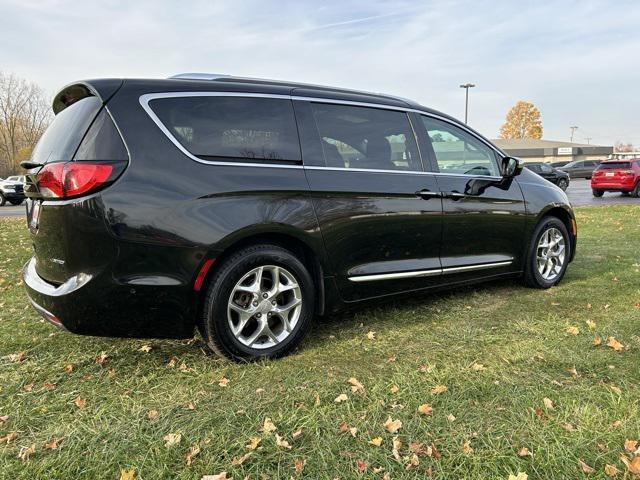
[22,74,576,361]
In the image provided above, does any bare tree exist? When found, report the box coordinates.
[0,72,51,176]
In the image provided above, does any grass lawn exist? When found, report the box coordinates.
[1,205,639,480]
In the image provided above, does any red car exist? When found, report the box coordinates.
[591,159,640,197]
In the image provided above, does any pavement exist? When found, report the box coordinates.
[0,179,636,218]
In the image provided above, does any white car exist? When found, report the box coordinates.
[0,175,26,206]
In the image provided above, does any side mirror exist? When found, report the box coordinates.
[502,156,523,178]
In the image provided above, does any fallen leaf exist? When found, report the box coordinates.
[431,384,448,395]
[392,436,402,461]
[604,464,618,477]
[74,397,86,409]
[610,385,622,395]
[462,440,473,455]
[120,469,136,480]
[260,417,277,433]
[255,388,265,394]
[383,416,402,434]
[95,351,109,365]
[356,459,367,472]
[231,452,252,465]
[567,366,578,378]
[63,364,74,373]
[201,473,229,480]
[566,326,580,335]
[218,377,230,387]
[417,404,433,415]
[389,385,399,394]
[292,429,303,440]
[578,459,595,474]
[0,432,18,443]
[405,453,420,470]
[348,377,364,394]
[610,420,622,428]
[534,407,543,419]
[592,336,602,346]
[294,458,306,473]
[624,439,638,452]
[246,437,261,450]
[507,473,528,480]
[186,443,201,466]
[0,415,8,424]
[471,362,486,371]
[620,454,640,475]
[419,364,435,373]
[139,345,152,353]
[148,409,159,420]
[184,402,196,411]
[543,397,554,410]
[275,434,291,450]
[585,320,596,330]
[8,351,26,363]
[366,331,376,340]
[43,381,56,391]
[369,437,383,447]
[518,447,531,457]
[44,438,61,450]
[18,443,36,461]
[163,433,182,447]
[167,357,178,368]
[447,414,456,422]
[22,383,34,392]
[334,393,348,403]
[562,423,576,432]
[606,337,623,352]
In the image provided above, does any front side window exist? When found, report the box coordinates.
[149,96,301,163]
[540,163,553,173]
[421,116,500,176]
[310,103,421,171]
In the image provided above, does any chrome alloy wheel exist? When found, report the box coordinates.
[227,265,302,349]
[536,227,566,281]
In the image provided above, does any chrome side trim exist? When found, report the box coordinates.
[348,260,513,282]
[138,91,504,177]
[22,257,93,296]
[349,268,442,283]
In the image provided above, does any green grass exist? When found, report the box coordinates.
[1,206,639,480]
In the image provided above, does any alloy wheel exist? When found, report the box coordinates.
[536,227,566,281]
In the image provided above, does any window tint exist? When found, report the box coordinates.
[31,96,102,164]
[597,162,631,170]
[526,164,540,172]
[540,163,553,173]
[75,109,128,161]
[310,103,421,171]
[149,96,301,163]
[421,116,500,176]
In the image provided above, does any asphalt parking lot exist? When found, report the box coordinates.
[0,179,636,218]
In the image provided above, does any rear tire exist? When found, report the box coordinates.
[0,193,5,207]
[592,189,604,197]
[632,182,640,198]
[199,244,315,362]
[522,217,571,289]
[8,199,23,205]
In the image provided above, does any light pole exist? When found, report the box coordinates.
[570,126,578,143]
[459,83,475,124]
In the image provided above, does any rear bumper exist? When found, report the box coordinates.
[23,256,195,338]
[2,191,25,201]
[591,180,636,191]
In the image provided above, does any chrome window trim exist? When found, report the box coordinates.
[138,91,505,178]
[348,260,513,282]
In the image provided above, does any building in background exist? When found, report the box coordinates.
[492,139,613,164]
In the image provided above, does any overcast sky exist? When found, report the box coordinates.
[1,0,639,145]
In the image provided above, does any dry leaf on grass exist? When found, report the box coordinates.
[431,384,448,395]
[566,326,580,335]
[275,434,291,450]
[578,459,595,474]
[0,415,8,425]
[518,447,531,457]
[163,433,182,447]
[0,432,18,444]
[22,383,34,392]
[294,458,306,473]
[593,336,602,346]
[366,331,376,340]
[620,454,640,475]
[231,452,252,465]
[260,417,277,433]
[567,366,579,378]
[447,414,456,422]
[585,320,596,330]
[246,437,261,450]
[218,377,230,387]
[139,345,152,353]
[543,397,554,410]
[74,397,86,409]
[471,362,486,371]
[8,351,26,363]
[417,404,433,415]
[18,444,36,461]
[334,393,348,403]
[119,469,136,480]
[604,464,619,477]
[462,440,473,455]
[389,385,399,394]
[624,439,638,452]
[44,438,61,450]
[201,473,230,480]
[383,417,402,433]
[147,409,159,420]
[369,437,383,446]
[186,443,201,466]
[392,436,402,461]
[95,351,109,365]
[507,473,528,480]
[348,377,364,393]
[607,337,624,352]
[43,382,56,391]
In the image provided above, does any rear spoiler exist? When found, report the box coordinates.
[52,79,124,114]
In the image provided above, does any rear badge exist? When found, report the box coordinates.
[51,258,66,265]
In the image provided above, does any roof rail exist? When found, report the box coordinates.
[169,73,230,81]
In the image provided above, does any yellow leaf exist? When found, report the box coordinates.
[620,454,640,475]
[471,362,486,371]
[147,410,159,420]
[604,464,618,477]
[417,404,433,415]
[543,397,554,410]
[17,444,36,461]
[518,447,531,457]
[567,366,578,378]
[246,437,261,450]
[163,433,182,447]
[578,459,595,474]
[139,345,152,353]
[95,351,109,365]
[348,377,364,394]
[507,473,528,480]
[201,473,230,480]
[366,331,376,340]
[294,458,306,473]
[431,384,448,395]
[186,443,201,466]
[624,439,638,452]
[392,436,402,461]
[218,377,230,387]
[275,434,291,450]
[63,364,74,373]
[389,385,399,394]
[369,437,383,447]
[593,336,602,346]
[231,452,252,465]
[462,440,473,455]
[585,320,596,330]
[384,417,402,434]
[606,337,623,352]
[120,469,136,480]
[74,397,86,409]
[334,393,348,403]
[566,326,579,335]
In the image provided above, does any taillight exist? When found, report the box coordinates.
[36,162,123,199]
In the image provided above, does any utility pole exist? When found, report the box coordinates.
[570,126,578,143]
[459,83,475,124]
[585,137,592,144]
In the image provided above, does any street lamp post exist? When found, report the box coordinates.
[459,83,475,124]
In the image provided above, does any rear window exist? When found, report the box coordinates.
[31,96,102,164]
[597,162,631,170]
[148,96,301,163]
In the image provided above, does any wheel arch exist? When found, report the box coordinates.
[535,205,576,262]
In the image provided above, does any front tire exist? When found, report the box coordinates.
[592,189,604,197]
[522,217,570,289]
[0,193,5,207]
[632,182,640,198]
[557,178,568,191]
[199,244,315,362]
[8,199,23,205]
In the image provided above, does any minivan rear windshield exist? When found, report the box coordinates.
[597,162,630,169]
[30,96,102,164]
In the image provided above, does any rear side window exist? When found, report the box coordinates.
[597,162,630,170]
[31,96,102,164]
[74,109,128,161]
[309,103,421,171]
[148,96,301,163]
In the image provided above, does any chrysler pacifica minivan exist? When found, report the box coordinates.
[22,74,576,361]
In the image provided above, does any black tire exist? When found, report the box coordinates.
[8,199,23,205]
[199,244,315,362]
[522,217,571,289]
[592,189,604,198]
[557,178,568,191]
[0,193,5,207]
[632,182,640,198]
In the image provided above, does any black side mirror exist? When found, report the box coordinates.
[502,156,523,178]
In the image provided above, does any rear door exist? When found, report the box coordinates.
[416,115,526,278]
[295,100,443,301]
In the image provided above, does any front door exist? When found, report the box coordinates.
[295,100,443,301]
[417,115,527,280]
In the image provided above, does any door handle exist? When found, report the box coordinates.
[416,189,441,199]
[443,191,466,200]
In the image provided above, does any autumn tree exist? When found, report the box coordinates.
[499,100,543,140]
[0,72,51,177]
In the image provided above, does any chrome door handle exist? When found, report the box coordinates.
[443,191,466,200]
[416,189,441,199]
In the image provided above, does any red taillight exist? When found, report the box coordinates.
[37,162,117,199]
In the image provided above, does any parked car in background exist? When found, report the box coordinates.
[524,162,570,190]
[591,159,640,197]
[558,160,600,179]
[22,75,576,362]
[550,160,571,168]
[0,175,26,206]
